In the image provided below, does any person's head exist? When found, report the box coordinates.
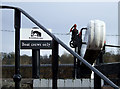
[74,24,77,29]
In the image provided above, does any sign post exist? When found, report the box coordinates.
[32,49,40,78]
[20,28,52,78]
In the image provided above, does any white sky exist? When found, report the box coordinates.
[0,1,118,56]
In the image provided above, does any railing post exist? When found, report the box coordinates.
[73,47,77,78]
[32,49,40,78]
[94,67,101,89]
[52,39,59,89]
[76,47,81,78]
[13,9,21,89]
[94,45,105,89]
[94,54,102,89]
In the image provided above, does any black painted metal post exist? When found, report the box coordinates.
[32,49,40,78]
[77,47,81,78]
[52,39,59,89]
[94,61,102,89]
[94,67,101,89]
[73,47,77,78]
[13,9,21,89]
[94,45,105,89]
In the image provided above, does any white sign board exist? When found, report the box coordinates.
[20,28,52,40]
[20,28,52,49]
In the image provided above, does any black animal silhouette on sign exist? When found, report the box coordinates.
[31,30,41,37]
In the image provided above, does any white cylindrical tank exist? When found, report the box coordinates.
[86,20,106,50]
[80,20,106,77]
[81,20,106,58]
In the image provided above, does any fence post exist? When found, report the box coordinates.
[32,49,40,78]
[52,39,59,89]
[13,9,21,89]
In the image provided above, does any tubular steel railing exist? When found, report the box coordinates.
[0,6,119,89]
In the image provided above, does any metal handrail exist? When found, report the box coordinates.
[0,6,119,89]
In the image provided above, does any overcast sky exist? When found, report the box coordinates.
[1,2,118,56]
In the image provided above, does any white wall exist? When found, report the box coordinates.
[33,79,104,88]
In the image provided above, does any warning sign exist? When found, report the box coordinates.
[20,28,52,49]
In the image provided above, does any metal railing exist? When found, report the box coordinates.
[0,6,119,89]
